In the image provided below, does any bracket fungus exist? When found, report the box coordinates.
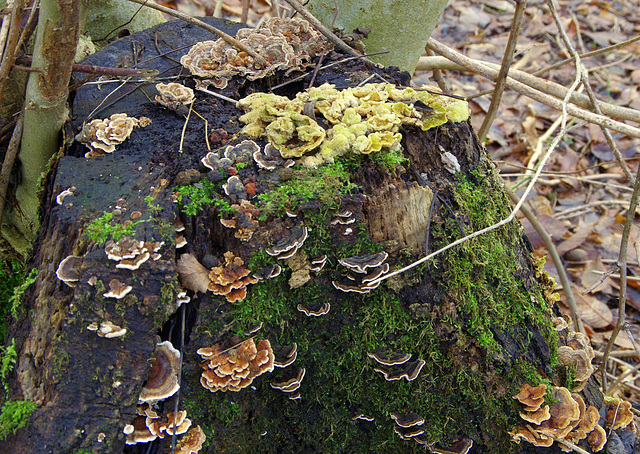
[176,425,206,454]
[237,83,470,167]
[76,113,151,157]
[510,384,607,451]
[273,343,297,368]
[390,412,427,445]
[266,226,308,260]
[559,331,595,391]
[208,251,258,302]
[198,338,274,392]
[180,18,332,89]
[373,359,426,382]
[139,341,181,403]
[220,200,260,241]
[270,366,306,399]
[56,186,76,205]
[87,320,127,338]
[605,396,634,430]
[103,278,133,299]
[297,302,330,317]
[155,82,195,114]
[56,255,83,287]
[333,252,389,294]
[367,350,412,366]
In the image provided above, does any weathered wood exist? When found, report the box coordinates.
[2,16,624,454]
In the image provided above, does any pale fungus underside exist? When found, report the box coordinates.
[7,17,581,454]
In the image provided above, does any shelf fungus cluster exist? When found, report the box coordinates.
[124,404,201,449]
[177,252,258,302]
[180,18,332,89]
[558,331,595,392]
[76,113,151,157]
[253,143,295,171]
[197,337,274,392]
[369,349,426,382]
[105,237,164,269]
[56,255,83,287]
[237,83,470,167]
[270,366,305,401]
[509,384,607,452]
[86,320,126,338]
[390,412,429,445]
[155,82,195,114]
[202,139,260,172]
[219,200,260,241]
[332,252,389,294]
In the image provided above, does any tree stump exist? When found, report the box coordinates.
[1,17,618,454]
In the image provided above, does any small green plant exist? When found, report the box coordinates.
[9,269,37,319]
[0,339,17,394]
[175,180,235,216]
[144,196,163,215]
[370,148,409,170]
[235,162,247,170]
[0,399,37,441]
[83,212,147,244]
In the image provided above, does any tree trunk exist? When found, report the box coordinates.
[0,18,610,454]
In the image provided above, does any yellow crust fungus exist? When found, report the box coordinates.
[237,83,470,167]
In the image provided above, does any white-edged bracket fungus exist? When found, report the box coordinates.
[253,143,287,170]
[253,264,282,281]
[103,278,133,299]
[297,302,330,317]
[339,252,388,273]
[89,320,127,338]
[390,412,425,428]
[374,359,426,382]
[222,175,248,201]
[273,343,298,368]
[270,366,305,395]
[155,82,195,114]
[266,226,308,259]
[352,414,375,422]
[244,322,263,336]
[368,350,412,366]
[77,113,151,157]
[198,338,275,392]
[56,186,76,205]
[139,341,181,403]
[431,438,474,454]
[56,255,83,287]
[309,255,327,272]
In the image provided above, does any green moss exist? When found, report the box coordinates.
[82,212,147,245]
[0,399,37,441]
[256,162,357,219]
[0,261,25,343]
[0,339,17,395]
[9,268,37,319]
[175,179,235,217]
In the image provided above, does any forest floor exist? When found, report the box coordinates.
[166,0,640,414]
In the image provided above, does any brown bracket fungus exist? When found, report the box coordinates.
[605,396,634,430]
[56,255,83,287]
[198,338,274,392]
[103,278,133,299]
[587,424,607,452]
[208,251,258,302]
[220,200,260,241]
[390,411,425,428]
[558,330,595,391]
[155,82,195,113]
[76,113,151,157]
[513,383,547,411]
[430,438,474,454]
[105,237,147,262]
[175,425,206,454]
[180,18,332,89]
[253,264,282,281]
[139,341,181,403]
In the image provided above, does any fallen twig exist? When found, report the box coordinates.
[0,109,24,224]
[427,38,640,139]
[478,0,527,142]
[600,161,640,392]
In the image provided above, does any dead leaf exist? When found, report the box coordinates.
[568,284,613,330]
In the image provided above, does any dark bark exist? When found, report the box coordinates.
[1,17,627,454]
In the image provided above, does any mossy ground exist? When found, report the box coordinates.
[179,153,559,453]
